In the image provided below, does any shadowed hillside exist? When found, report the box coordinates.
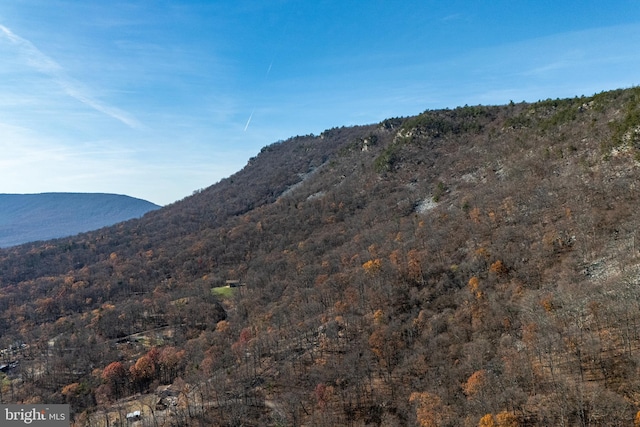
[0,193,160,248]
[2,88,640,426]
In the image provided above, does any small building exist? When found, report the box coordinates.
[0,361,18,373]
[126,410,141,422]
[225,279,242,288]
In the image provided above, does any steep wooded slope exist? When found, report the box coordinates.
[2,88,640,426]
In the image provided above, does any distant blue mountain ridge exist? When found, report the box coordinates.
[0,193,161,248]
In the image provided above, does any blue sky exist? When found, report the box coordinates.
[1,1,639,205]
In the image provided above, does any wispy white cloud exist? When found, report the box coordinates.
[523,59,576,77]
[0,24,141,129]
[441,13,463,22]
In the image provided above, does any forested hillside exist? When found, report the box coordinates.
[0,193,160,247]
[2,88,640,426]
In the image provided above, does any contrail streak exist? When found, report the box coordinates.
[0,24,141,129]
[244,108,255,132]
[243,59,275,133]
